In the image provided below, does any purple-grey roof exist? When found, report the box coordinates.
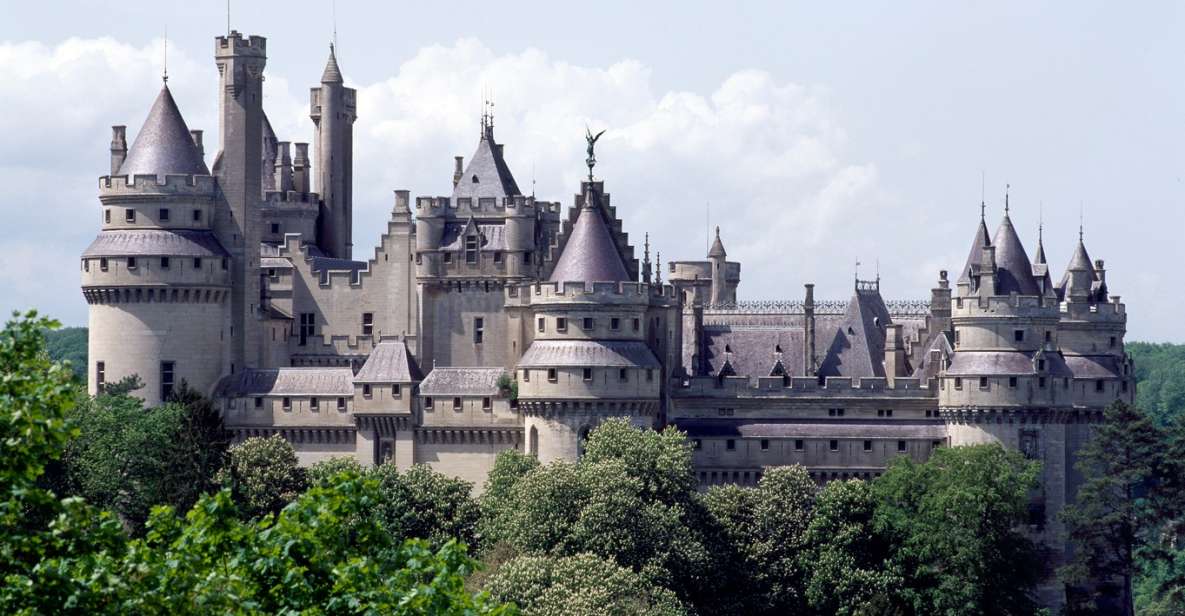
[418,367,505,396]
[355,341,421,383]
[215,367,354,397]
[549,202,630,284]
[451,126,521,200]
[321,45,343,83]
[83,229,229,258]
[991,215,1042,296]
[1065,355,1124,379]
[945,350,1072,377]
[958,216,992,284]
[118,85,209,177]
[440,222,507,251]
[708,227,727,258]
[518,340,660,368]
[817,288,894,379]
[675,418,947,440]
[705,328,808,378]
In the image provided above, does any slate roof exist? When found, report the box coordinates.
[817,288,894,379]
[215,367,354,397]
[1057,240,1105,301]
[958,215,992,284]
[118,85,209,177]
[83,229,229,257]
[418,367,505,396]
[675,419,947,440]
[451,125,521,200]
[945,351,1073,377]
[704,328,808,378]
[321,44,343,83]
[518,340,660,368]
[440,222,507,251]
[354,341,421,383]
[305,245,367,272]
[708,227,727,258]
[991,214,1042,296]
[549,199,630,284]
[1065,355,1124,379]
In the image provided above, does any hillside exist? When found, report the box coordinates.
[44,327,87,378]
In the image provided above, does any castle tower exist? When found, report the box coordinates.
[310,44,357,259]
[213,31,267,374]
[517,182,661,462]
[708,226,730,306]
[82,84,229,406]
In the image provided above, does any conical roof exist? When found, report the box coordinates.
[1058,238,1097,292]
[118,85,208,177]
[708,226,727,258]
[452,124,521,200]
[321,45,343,83]
[549,197,630,284]
[991,214,1041,296]
[957,211,992,284]
[1033,229,1048,266]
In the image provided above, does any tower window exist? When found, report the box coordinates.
[726,439,736,451]
[453,397,462,411]
[159,208,170,221]
[1038,359,1046,371]
[95,361,106,392]
[794,439,804,451]
[221,258,228,270]
[761,439,770,451]
[299,313,315,346]
[193,257,202,269]
[863,440,872,452]
[392,384,401,397]
[362,384,372,398]
[1096,379,1105,392]
[646,369,654,382]
[99,258,108,272]
[362,312,374,336]
[493,251,502,263]
[1014,330,1025,342]
[522,369,530,382]
[619,368,628,382]
[282,397,291,411]
[270,223,280,234]
[337,397,346,411]
[192,209,201,222]
[538,317,546,333]
[310,398,319,411]
[610,317,620,331]
[897,440,907,452]
[556,317,567,332]
[954,377,963,390]
[465,235,478,264]
[104,209,111,224]
[160,257,170,269]
[979,377,989,390]
[473,317,484,344]
[1045,331,1052,343]
[482,397,491,411]
[583,317,594,330]
[1009,376,1018,388]
[632,318,640,332]
[254,396,263,408]
[1039,377,1047,388]
[583,368,593,382]
[1109,336,1117,348]
[443,252,452,263]
[127,257,137,270]
[424,397,433,410]
[125,208,135,223]
[829,440,839,452]
[160,361,175,400]
[547,368,557,383]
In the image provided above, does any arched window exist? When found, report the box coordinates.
[529,425,539,456]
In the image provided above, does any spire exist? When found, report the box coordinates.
[642,232,653,284]
[708,226,727,258]
[1034,220,1047,266]
[321,43,343,83]
[549,190,630,284]
[655,251,662,284]
[957,203,993,285]
[991,210,1042,296]
[118,84,209,177]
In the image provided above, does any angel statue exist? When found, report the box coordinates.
[585,126,606,180]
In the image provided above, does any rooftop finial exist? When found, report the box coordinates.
[162,25,168,83]
[1004,183,1010,214]
[1038,201,1044,243]
[1079,202,1085,242]
[656,251,662,284]
[980,170,986,219]
[585,125,605,182]
[332,0,338,50]
[854,259,861,284]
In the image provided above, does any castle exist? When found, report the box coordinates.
[81,31,1133,608]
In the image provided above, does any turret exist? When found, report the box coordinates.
[292,142,310,193]
[109,125,127,175]
[708,226,727,306]
[310,44,357,259]
[273,141,293,192]
[803,283,817,376]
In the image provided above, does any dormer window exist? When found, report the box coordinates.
[471,174,479,183]
[465,235,478,264]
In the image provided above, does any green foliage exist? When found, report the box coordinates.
[580,419,698,505]
[487,553,686,616]
[307,456,364,488]
[1128,342,1185,426]
[42,326,86,379]
[873,443,1043,615]
[216,435,307,520]
[371,463,480,549]
[496,372,518,400]
[479,450,540,551]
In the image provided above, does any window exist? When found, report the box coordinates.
[125,208,135,223]
[954,377,963,390]
[583,317,594,330]
[160,257,170,269]
[583,368,593,382]
[522,369,530,382]
[556,317,567,332]
[392,384,401,397]
[192,209,202,222]
[1122,380,1129,393]
[524,252,532,265]
[270,223,280,234]
[473,317,483,343]
[453,397,463,411]
[362,384,372,398]
[299,313,315,346]
[932,440,943,449]
[979,377,989,390]
[493,251,502,263]
[610,317,620,331]
[1045,331,1052,343]
[863,440,872,452]
[465,235,478,264]
[619,368,628,382]
[760,439,770,451]
[1096,379,1105,392]
[310,398,320,411]
[646,369,654,382]
[1039,377,1047,388]
[282,397,291,411]
[221,258,229,270]
[193,257,202,269]
[632,318,640,332]
[794,439,804,451]
[829,408,836,417]
[443,252,452,263]
[482,397,491,411]
[337,397,346,411]
[95,361,106,392]
[726,439,736,451]
[877,409,884,417]
[362,312,374,336]
[104,209,111,224]
[424,397,433,410]
[897,440,907,452]
[1109,336,1117,348]
[838,408,845,416]
[1037,359,1046,371]
[829,440,839,451]
[159,208,170,221]
[538,317,546,333]
[1014,330,1025,342]
[693,439,702,450]
[100,258,108,272]
[547,368,557,383]
[955,329,961,344]
[160,361,175,400]
[127,257,137,270]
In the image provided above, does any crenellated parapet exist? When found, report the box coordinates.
[675,375,938,399]
[99,173,218,198]
[509,280,678,308]
[951,294,1060,319]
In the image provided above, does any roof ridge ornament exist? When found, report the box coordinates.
[585,125,605,182]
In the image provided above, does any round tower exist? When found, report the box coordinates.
[82,85,230,406]
[516,184,660,462]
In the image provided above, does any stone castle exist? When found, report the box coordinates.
[81,30,1133,607]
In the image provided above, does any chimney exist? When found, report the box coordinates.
[804,283,817,377]
[110,125,127,175]
[274,141,293,192]
[393,189,410,213]
[293,143,310,193]
[453,156,464,187]
[190,129,204,159]
[885,323,905,385]
[1094,259,1106,285]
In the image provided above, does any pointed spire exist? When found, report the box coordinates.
[549,189,630,285]
[118,84,209,177]
[1034,220,1047,266]
[655,251,662,284]
[708,225,727,258]
[1004,183,1010,214]
[642,232,653,284]
[321,43,343,83]
[957,203,993,285]
[991,211,1042,296]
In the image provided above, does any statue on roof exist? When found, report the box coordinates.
[585,126,606,180]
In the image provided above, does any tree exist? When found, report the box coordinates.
[802,479,900,615]
[874,444,1043,615]
[478,450,539,551]
[487,553,686,616]
[371,463,480,549]
[216,434,307,520]
[162,382,230,512]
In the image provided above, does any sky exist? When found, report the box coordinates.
[0,1,1181,341]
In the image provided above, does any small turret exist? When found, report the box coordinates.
[642,233,652,284]
[292,143,310,193]
[109,125,127,175]
[273,141,293,192]
[708,226,727,306]
[453,156,464,187]
[311,43,358,259]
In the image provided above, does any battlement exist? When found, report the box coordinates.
[99,173,217,196]
[215,31,266,56]
[675,375,938,398]
[1061,297,1126,321]
[415,195,563,217]
[508,280,678,306]
[263,190,319,207]
[951,294,1060,319]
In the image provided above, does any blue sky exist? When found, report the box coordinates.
[1,1,1182,341]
